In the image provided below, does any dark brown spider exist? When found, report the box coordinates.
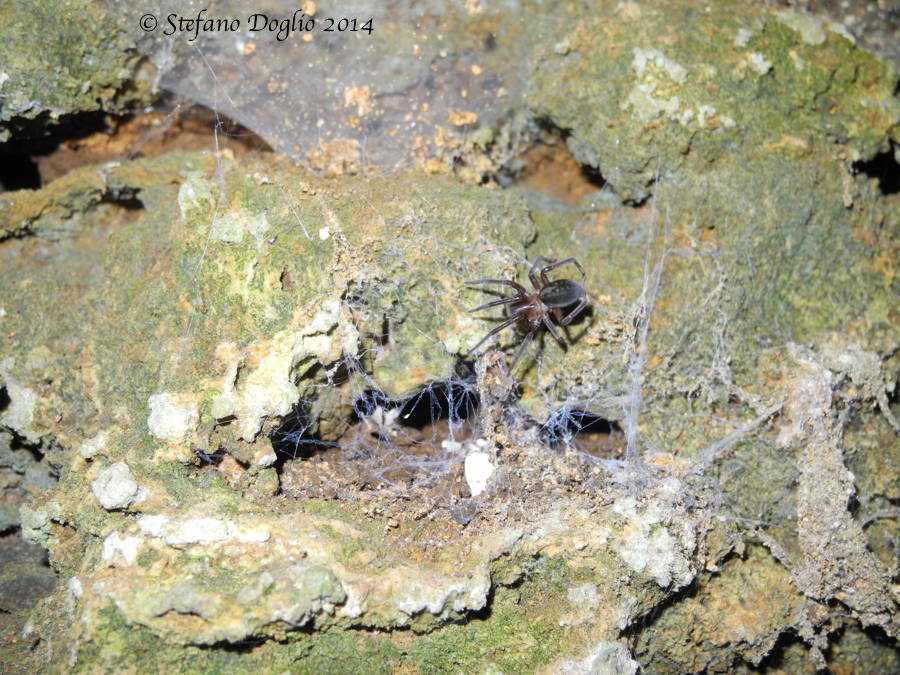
[467,256,588,367]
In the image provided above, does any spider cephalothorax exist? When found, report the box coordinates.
[467,256,588,367]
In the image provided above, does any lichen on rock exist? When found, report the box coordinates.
[1,0,898,672]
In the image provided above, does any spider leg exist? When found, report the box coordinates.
[542,316,567,347]
[530,256,556,290]
[469,296,524,313]
[509,330,536,369]
[559,297,588,326]
[466,279,529,294]
[540,257,587,288]
[467,314,520,355]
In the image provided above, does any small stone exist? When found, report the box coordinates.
[102,532,142,565]
[450,500,479,526]
[164,517,230,546]
[147,392,199,444]
[91,462,140,510]
[254,447,278,467]
[464,451,495,497]
[79,430,108,459]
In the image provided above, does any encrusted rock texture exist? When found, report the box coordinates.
[0,0,898,672]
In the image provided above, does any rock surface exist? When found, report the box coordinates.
[0,0,897,672]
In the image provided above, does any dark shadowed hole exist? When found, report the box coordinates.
[0,387,9,413]
[169,103,275,155]
[5,430,48,467]
[346,388,402,443]
[350,389,396,425]
[272,375,481,467]
[499,117,608,203]
[193,446,226,466]
[0,154,41,190]
[853,144,900,195]
[100,191,145,212]
[118,95,274,160]
[0,110,109,191]
[748,630,812,672]
[1,101,275,194]
[195,637,269,652]
[269,401,338,468]
[580,162,607,190]
[540,408,624,457]
[397,380,480,430]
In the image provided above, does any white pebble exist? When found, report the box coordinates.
[91,462,140,510]
[464,451,495,497]
[102,532,142,565]
[164,517,230,546]
[147,392,198,444]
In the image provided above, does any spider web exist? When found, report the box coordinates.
[128,0,531,172]
[263,220,644,509]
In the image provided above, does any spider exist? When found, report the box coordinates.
[466,256,588,367]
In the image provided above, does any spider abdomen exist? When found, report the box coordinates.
[539,279,585,308]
